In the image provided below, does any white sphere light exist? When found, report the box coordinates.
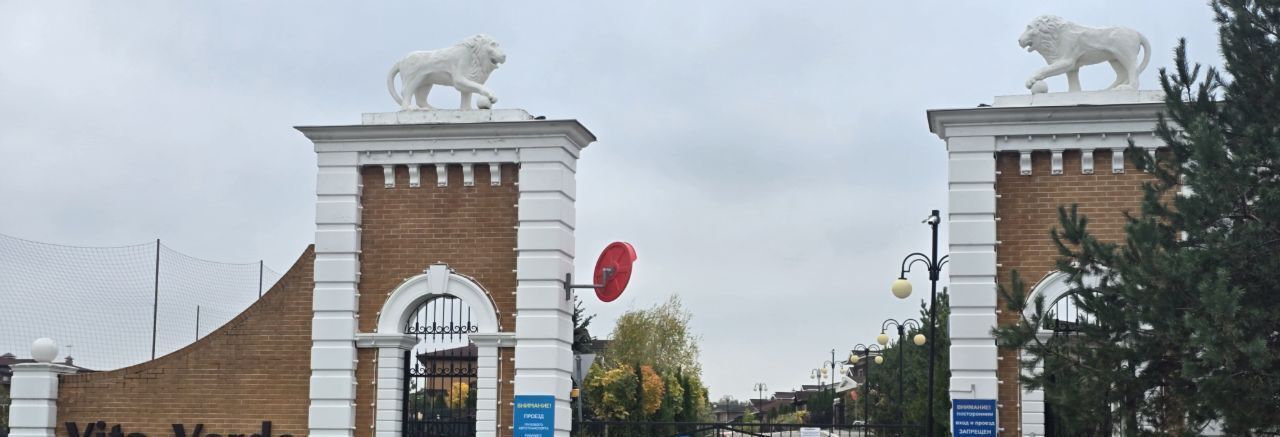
[876,332,890,346]
[31,338,58,363]
[849,354,860,364]
[891,278,913,299]
[914,333,927,346]
[874,355,884,364]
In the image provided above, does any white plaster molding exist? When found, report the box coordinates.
[407,165,421,188]
[463,164,475,186]
[1050,150,1064,175]
[471,332,517,347]
[928,102,1166,141]
[1082,149,1095,174]
[382,165,396,188]
[994,90,1164,107]
[436,164,448,187]
[1019,151,1032,176]
[1112,148,1126,173]
[1017,16,1151,93]
[376,264,501,334]
[354,333,417,350]
[8,363,77,437]
[489,163,502,186]
[387,35,505,111]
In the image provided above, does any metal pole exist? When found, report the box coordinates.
[576,355,584,424]
[195,305,200,340]
[258,260,264,298]
[864,351,871,428]
[898,325,905,429]
[927,209,939,437]
[151,239,160,360]
[831,349,837,425]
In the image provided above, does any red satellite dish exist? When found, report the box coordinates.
[592,242,637,302]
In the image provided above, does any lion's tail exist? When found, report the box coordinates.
[387,62,403,105]
[1138,33,1152,75]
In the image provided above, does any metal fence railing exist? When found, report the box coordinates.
[573,421,923,437]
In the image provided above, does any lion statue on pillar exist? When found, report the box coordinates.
[387,34,506,111]
[1018,15,1150,93]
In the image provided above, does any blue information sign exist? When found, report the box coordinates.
[952,398,998,436]
[514,395,556,437]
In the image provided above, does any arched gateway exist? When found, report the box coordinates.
[361,264,505,437]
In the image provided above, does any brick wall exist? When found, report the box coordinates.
[55,246,316,437]
[994,149,1154,435]
[354,164,519,437]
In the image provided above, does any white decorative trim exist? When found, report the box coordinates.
[489,163,502,186]
[1112,148,1126,174]
[8,363,77,437]
[436,164,448,187]
[408,165,421,188]
[463,164,475,187]
[354,333,417,350]
[382,165,396,188]
[1019,151,1032,176]
[376,264,501,334]
[1050,150,1063,175]
[1081,149,1095,174]
[310,150,362,437]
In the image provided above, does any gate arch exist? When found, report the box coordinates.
[362,263,506,437]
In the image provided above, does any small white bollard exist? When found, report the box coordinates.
[8,338,77,437]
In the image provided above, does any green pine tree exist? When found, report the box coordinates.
[995,1,1280,434]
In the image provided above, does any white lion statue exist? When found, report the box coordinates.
[387,34,506,111]
[1018,16,1150,93]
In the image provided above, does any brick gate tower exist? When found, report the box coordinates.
[298,109,595,437]
[929,91,1165,436]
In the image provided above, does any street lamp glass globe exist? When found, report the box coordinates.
[821,367,829,376]
[876,332,890,346]
[874,355,884,364]
[849,353,859,364]
[891,278,913,299]
[914,333,927,346]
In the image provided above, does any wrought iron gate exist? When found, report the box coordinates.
[403,295,478,437]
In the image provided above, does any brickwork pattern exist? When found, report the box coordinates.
[994,149,1154,435]
[55,247,316,437]
[353,164,519,437]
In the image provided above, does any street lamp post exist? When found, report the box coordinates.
[879,318,925,429]
[753,382,769,424]
[892,209,948,437]
[849,343,882,426]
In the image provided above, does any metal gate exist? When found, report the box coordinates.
[403,295,478,437]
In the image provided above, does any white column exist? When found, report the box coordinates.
[1020,337,1048,436]
[311,151,362,437]
[945,136,1001,404]
[9,363,76,437]
[515,145,579,436]
[472,333,514,437]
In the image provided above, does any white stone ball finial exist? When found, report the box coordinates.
[32,337,58,363]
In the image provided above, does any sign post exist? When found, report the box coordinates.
[514,395,556,437]
[951,399,998,436]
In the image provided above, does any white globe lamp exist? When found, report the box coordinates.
[914,333,927,346]
[891,278,913,299]
[31,338,58,363]
[876,332,890,346]
[874,355,884,365]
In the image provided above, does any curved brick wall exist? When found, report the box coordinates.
[56,246,315,437]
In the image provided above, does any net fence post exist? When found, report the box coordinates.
[258,259,264,298]
[151,238,160,360]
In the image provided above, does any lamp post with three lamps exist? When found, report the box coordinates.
[848,343,882,426]
[753,382,769,424]
[890,209,947,436]
[879,318,925,428]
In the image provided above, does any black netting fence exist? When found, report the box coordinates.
[0,233,284,371]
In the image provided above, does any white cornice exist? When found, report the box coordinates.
[927,101,1166,140]
[296,119,597,150]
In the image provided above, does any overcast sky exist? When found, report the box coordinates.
[0,2,1222,400]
